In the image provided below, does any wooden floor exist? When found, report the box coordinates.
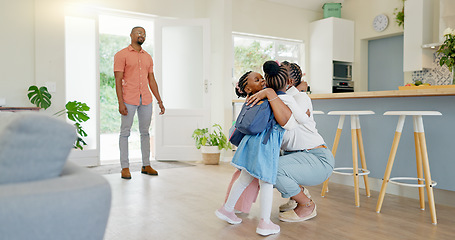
[102,161,455,240]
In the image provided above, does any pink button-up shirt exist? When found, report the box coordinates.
[114,45,154,106]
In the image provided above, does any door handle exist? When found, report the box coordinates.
[204,79,209,93]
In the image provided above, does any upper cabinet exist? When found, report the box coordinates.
[403,0,434,71]
[309,17,354,94]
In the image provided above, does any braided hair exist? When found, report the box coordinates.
[235,71,252,98]
[262,61,288,91]
[289,63,303,86]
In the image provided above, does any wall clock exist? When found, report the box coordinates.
[372,14,389,32]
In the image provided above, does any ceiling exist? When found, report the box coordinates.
[264,0,344,12]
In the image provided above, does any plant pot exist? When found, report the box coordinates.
[200,146,221,165]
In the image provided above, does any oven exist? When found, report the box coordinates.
[333,79,354,93]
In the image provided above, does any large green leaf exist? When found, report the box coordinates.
[65,101,90,123]
[27,85,52,109]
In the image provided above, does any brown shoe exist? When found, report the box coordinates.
[141,165,158,175]
[121,168,131,179]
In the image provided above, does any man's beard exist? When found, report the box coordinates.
[137,40,144,45]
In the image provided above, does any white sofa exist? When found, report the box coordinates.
[0,112,111,240]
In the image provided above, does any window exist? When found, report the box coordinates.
[232,33,303,82]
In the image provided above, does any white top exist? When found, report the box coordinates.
[280,87,325,151]
[328,110,375,116]
[384,111,442,116]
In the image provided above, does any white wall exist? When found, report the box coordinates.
[341,0,441,91]
[341,0,405,91]
[0,0,36,108]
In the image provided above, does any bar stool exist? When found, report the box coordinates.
[321,110,375,207]
[313,110,324,115]
[376,111,441,225]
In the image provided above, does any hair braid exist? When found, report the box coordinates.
[262,61,288,91]
[289,63,303,86]
[235,71,252,98]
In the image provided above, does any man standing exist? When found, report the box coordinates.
[114,26,165,179]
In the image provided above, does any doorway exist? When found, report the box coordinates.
[98,15,155,165]
[65,6,211,166]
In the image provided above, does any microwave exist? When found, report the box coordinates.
[333,61,352,80]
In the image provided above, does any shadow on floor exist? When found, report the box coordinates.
[87,161,195,175]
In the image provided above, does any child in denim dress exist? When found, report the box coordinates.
[215,66,289,236]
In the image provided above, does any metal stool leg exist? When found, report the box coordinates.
[376,115,405,213]
[413,117,425,211]
[355,115,370,197]
[415,116,437,224]
[321,115,345,197]
[351,115,360,207]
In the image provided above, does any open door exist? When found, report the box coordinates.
[154,19,211,161]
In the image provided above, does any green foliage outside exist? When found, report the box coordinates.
[233,41,273,81]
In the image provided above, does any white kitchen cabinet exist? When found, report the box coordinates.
[309,17,354,94]
[403,0,434,71]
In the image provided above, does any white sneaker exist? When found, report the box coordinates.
[215,206,242,224]
[256,219,280,236]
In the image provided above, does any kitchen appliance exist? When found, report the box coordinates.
[333,61,352,80]
[333,61,353,93]
[333,79,354,93]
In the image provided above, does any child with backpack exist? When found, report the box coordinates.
[215,66,289,236]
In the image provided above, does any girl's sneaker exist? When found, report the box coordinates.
[256,219,280,236]
[215,206,242,224]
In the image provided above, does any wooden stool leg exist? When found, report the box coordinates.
[355,116,370,197]
[413,117,425,210]
[351,115,360,207]
[376,115,405,213]
[416,116,437,224]
[321,115,345,197]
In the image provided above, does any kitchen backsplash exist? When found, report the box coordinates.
[412,52,454,85]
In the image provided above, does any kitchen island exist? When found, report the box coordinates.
[310,86,455,99]
[308,88,455,202]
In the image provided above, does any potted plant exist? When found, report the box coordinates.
[192,123,231,165]
[393,0,405,28]
[27,85,91,150]
[437,27,455,84]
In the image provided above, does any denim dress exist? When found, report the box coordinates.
[231,123,284,185]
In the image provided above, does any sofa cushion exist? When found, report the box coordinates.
[0,112,76,184]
